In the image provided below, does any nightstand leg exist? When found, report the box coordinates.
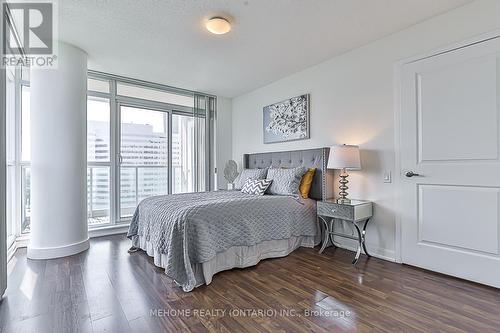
[361,218,371,257]
[352,223,363,264]
[318,216,329,254]
[328,218,337,248]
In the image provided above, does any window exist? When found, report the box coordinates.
[88,77,110,94]
[87,97,111,225]
[21,87,30,162]
[6,67,16,248]
[86,72,215,227]
[119,106,168,219]
[5,66,32,241]
[172,114,206,193]
[20,85,30,233]
[21,166,30,233]
[117,82,194,107]
[6,70,216,235]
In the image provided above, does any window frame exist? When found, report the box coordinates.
[5,67,18,248]
[87,71,216,228]
[86,94,112,227]
[5,67,31,241]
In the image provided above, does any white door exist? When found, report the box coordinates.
[400,36,500,288]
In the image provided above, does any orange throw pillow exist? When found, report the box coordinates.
[299,168,316,199]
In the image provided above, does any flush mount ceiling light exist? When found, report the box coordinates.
[206,17,231,35]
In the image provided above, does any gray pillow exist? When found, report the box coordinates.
[266,167,307,195]
[234,168,268,189]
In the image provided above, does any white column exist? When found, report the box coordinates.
[27,42,89,259]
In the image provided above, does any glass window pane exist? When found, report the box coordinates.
[138,167,168,202]
[6,68,16,244]
[21,86,30,162]
[21,166,31,233]
[117,83,194,108]
[87,167,110,226]
[172,114,194,193]
[197,117,206,191]
[21,66,29,81]
[120,106,168,166]
[120,167,136,219]
[120,106,168,219]
[6,166,15,241]
[6,68,15,162]
[88,78,110,94]
[87,97,111,162]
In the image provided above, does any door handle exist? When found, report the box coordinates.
[405,171,420,178]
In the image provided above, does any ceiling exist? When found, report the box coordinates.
[59,0,472,97]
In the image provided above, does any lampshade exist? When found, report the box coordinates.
[327,145,361,170]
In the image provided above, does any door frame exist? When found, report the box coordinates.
[393,29,500,263]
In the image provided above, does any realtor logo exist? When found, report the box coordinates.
[2,1,58,68]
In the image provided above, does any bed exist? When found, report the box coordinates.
[127,148,334,292]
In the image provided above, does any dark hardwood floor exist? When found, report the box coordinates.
[1,234,500,333]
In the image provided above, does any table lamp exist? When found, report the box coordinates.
[327,144,361,204]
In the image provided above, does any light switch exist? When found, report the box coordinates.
[383,171,392,183]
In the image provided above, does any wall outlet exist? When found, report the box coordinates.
[383,171,392,183]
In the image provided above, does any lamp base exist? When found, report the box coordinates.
[337,169,351,205]
[337,198,351,204]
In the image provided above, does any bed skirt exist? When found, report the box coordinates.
[132,235,320,291]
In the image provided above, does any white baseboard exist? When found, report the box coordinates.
[329,238,396,262]
[27,239,90,259]
[11,224,128,259]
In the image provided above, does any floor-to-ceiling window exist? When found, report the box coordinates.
[119,106,169,219]
[5,67,31,248]
[5,69,216,244]
[86,72,216,227]
[20,84,30,233]
[87,90,112,226]
[5,67,16,250]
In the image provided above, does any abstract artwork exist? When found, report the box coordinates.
[263,94,310,144]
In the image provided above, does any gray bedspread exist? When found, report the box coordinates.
[127,190,318,291]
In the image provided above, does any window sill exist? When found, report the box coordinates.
[89,224,130,238]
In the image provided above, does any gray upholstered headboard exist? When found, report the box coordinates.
[243,147,334,201]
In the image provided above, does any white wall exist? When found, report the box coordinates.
[232,0,500,261]
[216,96,233,189]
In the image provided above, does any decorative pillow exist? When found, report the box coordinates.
[299,168,316,199]
[241,179,272,196]
[234,168,268,189]
[266,167,307,195]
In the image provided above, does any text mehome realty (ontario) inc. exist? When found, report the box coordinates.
[149,308,352,318]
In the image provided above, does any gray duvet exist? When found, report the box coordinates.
[127,190,318,291]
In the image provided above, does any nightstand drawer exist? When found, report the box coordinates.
[317,201,354,220]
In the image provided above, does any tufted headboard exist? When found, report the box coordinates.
[243,147,334,201]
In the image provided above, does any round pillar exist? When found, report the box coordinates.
[27,42,89,259]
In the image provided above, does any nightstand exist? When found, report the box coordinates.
[317,199,373,264]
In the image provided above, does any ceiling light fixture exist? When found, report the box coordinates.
[206,17,231,35]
